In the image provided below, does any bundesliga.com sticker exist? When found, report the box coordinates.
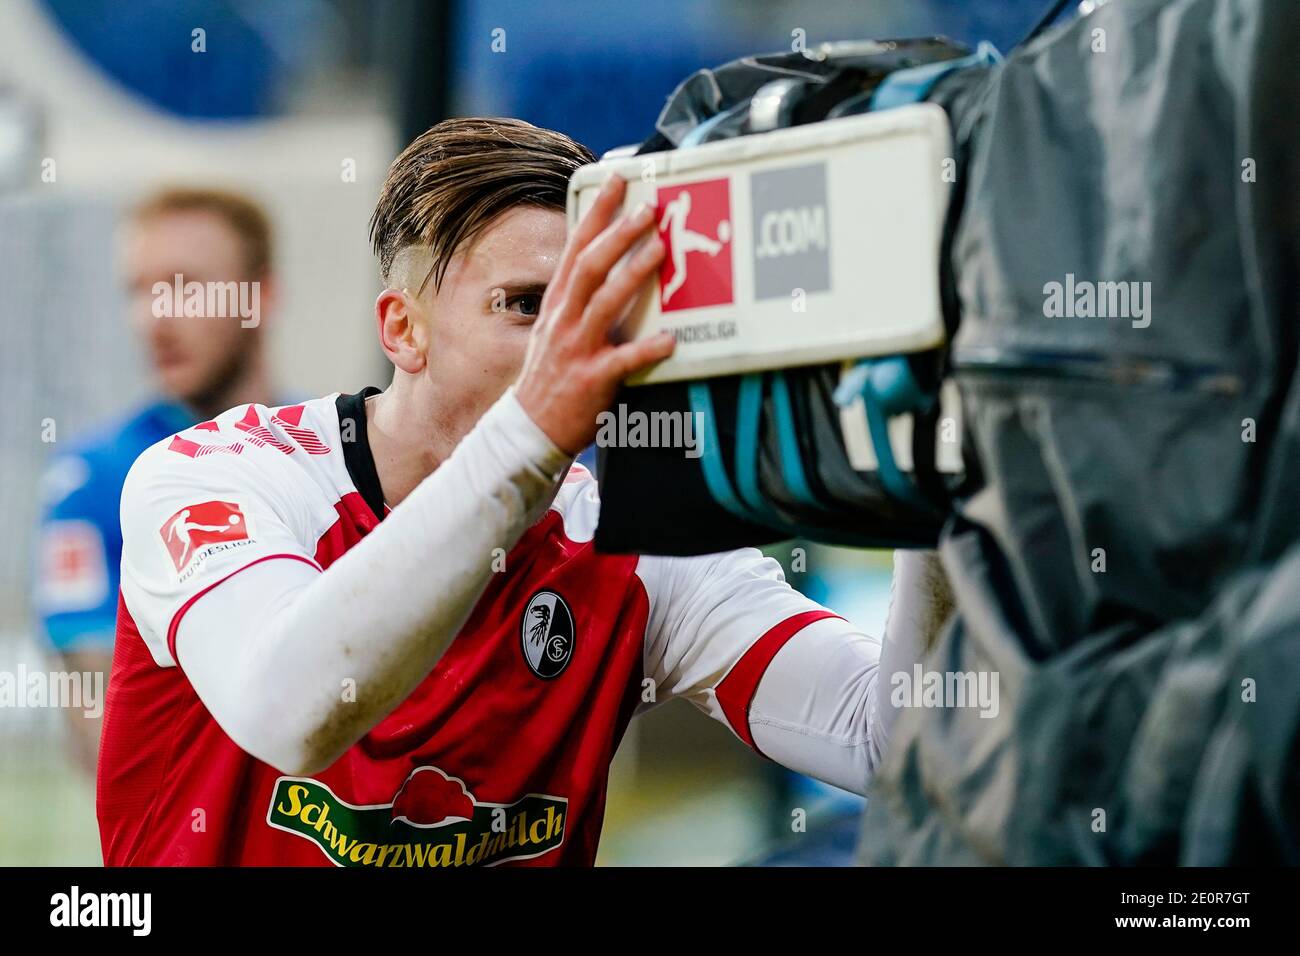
[750,161,831,301]
[570,103,950,383]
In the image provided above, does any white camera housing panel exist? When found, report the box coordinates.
[567,103,953,385]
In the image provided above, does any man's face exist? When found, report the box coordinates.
[122,210,261,408]
[407,205,566,429]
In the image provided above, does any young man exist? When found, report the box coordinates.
[36,187,282,773]
[98,118,946,867]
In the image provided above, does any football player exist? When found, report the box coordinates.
[99,119,952,866]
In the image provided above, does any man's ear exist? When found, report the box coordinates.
[375,287,427,374]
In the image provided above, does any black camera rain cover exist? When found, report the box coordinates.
[860,0,1300,865]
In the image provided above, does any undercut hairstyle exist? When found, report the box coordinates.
[131,186,274,278]
[369,117,595,293]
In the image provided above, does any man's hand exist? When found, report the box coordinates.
[514,175,674,455]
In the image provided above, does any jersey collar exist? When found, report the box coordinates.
[336,387,386,522]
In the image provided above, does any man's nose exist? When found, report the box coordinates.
[139,306,179,347]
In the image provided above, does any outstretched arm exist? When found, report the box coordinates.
[163,391,570,775]
[640,548,953,794]
[121,176,674,776]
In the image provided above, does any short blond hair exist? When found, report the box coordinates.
[131,186,274,277]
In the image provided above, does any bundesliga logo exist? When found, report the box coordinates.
[159,500,250,574]
[654,166,832,312]
[656,177,734,312]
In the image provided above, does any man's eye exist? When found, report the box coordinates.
[508,294,543,317]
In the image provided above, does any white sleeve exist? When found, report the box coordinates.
[639,548,948,795]
[119,389,571,775]
[119,425,328,668]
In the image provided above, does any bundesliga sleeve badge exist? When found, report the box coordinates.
[158,500,254,581]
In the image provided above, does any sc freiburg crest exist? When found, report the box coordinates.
[520,590,575,679]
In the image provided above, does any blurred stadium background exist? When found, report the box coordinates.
[0,0,1043,866]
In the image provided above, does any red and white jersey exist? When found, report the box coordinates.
[100,390,845,867]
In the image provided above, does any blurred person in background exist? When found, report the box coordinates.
[33,187,284,774]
